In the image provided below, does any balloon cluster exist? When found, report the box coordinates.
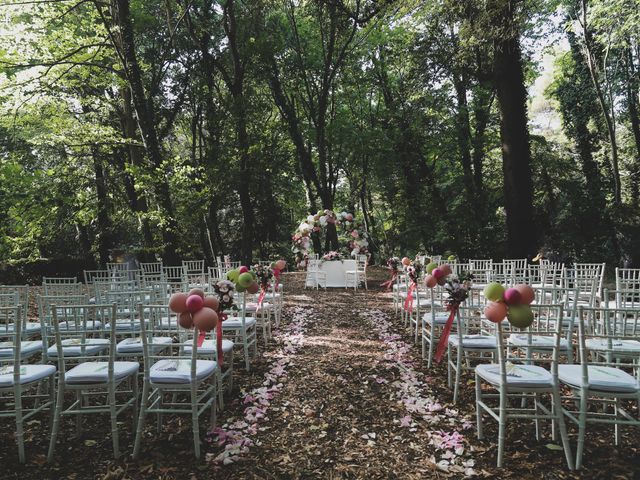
[225,260,286,294]
[483,282,535,328]
[423,262,453,288]
[169,289,220,332]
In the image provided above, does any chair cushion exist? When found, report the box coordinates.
[508,334,569,350]
[558,364,639,393]
[47,338,110,357]
[149,359,217,384]
[57,320,103,331]
[0,340,42,358]
[476,363,553,388]
[245,302,273,312]
[221,317,257,330]
[65,361,139,384]
[0,322,41,335]
[422,312,451,326]
[116,336,173,354]
[0,364,56,387]
[585,338,640,354]
[448,334,497,349]
[183,339,234,355]
[104,319,148,332]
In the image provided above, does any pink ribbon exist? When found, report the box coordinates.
[403,282,416,313]
[257,286,267,308]
[434,307,457,363]
[380,270,398,292]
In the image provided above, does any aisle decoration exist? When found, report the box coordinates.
[291,209,369,263]
[207,306,314,466]
[483,282,535,328]
[321,251,342,262]
[403,259,423,314]
[251,263,274,307]
[362,309,476,475]
[425,266,473,363]
[380,256,401,291]
[169,288,220,357]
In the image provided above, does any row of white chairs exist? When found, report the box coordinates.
[0,287,276,463]
[391,260,640,470]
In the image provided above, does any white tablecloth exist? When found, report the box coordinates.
[306,260,357,288]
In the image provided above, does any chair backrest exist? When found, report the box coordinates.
[494,303,563,382]
[107,262,129,272]
[37,294,88,325]
[576,306,640,385]
[356,254,368,270]
[469,259,492,283]
[574,262,606,298]
[0,305,26,382]
[182,260,205,275]
[615,268,640,291]
[140,262,163,275]
[562,268,598,308]
[307,259,321,271]
[608,288,640,310]
[138,304,199,383]
[42,276,77,284]
[83,269,110,285]
[0,285,29,324]
[163,266,184,284]
[43,282,84,297]
[49,303,117,382]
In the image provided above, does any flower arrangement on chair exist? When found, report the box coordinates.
[421,263,474,363]
[401,257,424,314]
[380,256,401,291]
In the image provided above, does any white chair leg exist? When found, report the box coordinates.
[191,386,200,458]
[474,373,484,439]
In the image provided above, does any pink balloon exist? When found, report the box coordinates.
[437,275,447,286]
[186,294,204,313]
[193,307,218,332]
[275,259,286,270]
[238,266,249,274]
[484,302,508,323]
[503,288,522,306]
[178,312,193,329]
[188,288,205,299]
[424,274,437,288]
[247,282,260,294]
[203,295,220,311]
[440,264,452,276]
[168,293,188,313]
[432,268,444,279]
[514,284,535,305]
[401,257,411,266]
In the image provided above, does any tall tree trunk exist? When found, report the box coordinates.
[91,148,112,266]
[109,0,180,264]
[579,0,622,207]
[453,75,475,199]
[119,87,154,255]
[222,0,254,265]
[626,47,640,208]
[490,0,536,258]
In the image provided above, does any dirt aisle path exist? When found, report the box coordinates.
[215,280,477,479]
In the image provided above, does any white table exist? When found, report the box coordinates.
[306,260,357,288]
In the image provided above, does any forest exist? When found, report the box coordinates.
[1,0,639,272]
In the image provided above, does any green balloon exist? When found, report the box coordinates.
[426,262,438,274]
[483,282,506,302]
[227,269,240,282]
[236,283,246,293]
[238,272,253,288]
[507,305,534,329]
[448,255,456,261]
